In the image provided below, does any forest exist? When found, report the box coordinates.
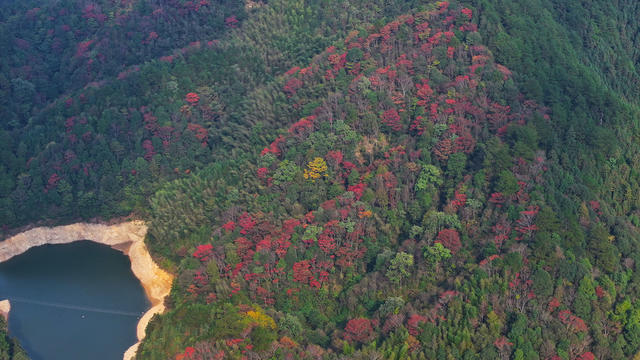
[1,0,640,359]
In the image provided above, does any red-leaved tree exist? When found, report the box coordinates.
[192,244,213,262]
[381,108,403,131]
[185,92,200,104]
[436,229,461,254]
[344,318,374,343]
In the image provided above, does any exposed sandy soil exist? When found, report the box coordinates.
[0,300,10,321]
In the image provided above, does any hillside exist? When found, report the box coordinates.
[138,3,639,359]
[1,0,640,359]
[0,0,429,231]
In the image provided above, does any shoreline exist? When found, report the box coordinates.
[0,300,9,321]
[0,221,173,360]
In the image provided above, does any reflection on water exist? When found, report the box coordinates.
[0,241,149,360]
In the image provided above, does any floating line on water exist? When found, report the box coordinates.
[5,296,143,317]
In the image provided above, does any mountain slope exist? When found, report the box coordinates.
[1,0,640,359]
[0,0,428,232]
[139,4,619,359]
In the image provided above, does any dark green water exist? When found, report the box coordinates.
[0,241,150,360]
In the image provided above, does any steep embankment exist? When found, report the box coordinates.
[0,221,173,360]
[0,300,9,321]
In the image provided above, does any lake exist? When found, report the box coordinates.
[0,240,150,360]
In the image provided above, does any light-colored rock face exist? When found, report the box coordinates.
[0,300,10,321]
[0,221,173,360]
[0,221,148,262]
[126,240,173,306]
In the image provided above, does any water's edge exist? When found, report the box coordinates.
[0,299,9,321]
[0,221,173,360]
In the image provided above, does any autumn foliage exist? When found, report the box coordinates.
[8,1,628,358]
[185,92,200,104]
[436,229,461,254]
[344,318,374,343]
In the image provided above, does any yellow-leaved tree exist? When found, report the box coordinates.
[303,157,328,181]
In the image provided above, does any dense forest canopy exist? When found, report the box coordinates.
[1,0,640,359]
